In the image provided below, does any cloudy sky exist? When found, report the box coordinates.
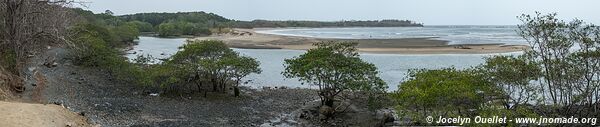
[80,0,599,25]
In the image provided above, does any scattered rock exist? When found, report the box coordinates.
[262,87,271,90]
[28,67,37,72]
[375,109,396,124]
[319,105,334,120]
[53,101,62,106]
[31,83,37,86]
[149,93,159,97]
[43,62,58,68]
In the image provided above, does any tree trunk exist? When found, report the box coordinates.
[211,78,217,92]
[234,86,240,97]
[323,96,334,108]
[196,83,202,93]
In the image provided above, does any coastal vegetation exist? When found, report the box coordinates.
[156,40,261,96]
[283,41,387,118]
[118,12,422,37]
[391,12,600,126]
[2,1,598,126]
[69,10,262,96]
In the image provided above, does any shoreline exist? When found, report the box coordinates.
[192,28,528,54]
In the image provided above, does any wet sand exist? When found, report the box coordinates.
[194,28,528,54]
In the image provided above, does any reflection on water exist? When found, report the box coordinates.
[128,36,520,91]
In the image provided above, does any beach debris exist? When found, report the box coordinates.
[28,67,37,72]
[53,101,62,106]
[454,45,472,49]
[78,112,86,116]
[262,86,271,90]
[149,93,159,97]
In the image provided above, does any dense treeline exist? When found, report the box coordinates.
[117,12,423,37]
[119,12,232,37]
[120,12,231,27]
[234,19,423,28]
[70,9,140,47]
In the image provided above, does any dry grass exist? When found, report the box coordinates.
[0,67,23,100]
[0,68,11,100]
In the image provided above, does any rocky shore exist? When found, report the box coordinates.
[14,47,395,126]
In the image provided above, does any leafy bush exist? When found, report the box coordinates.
[517,12,600,116]
[283,41,387,117]
[157,40,261,96]
[392,68,496,124]
[127,21,154,32]
[477,55,541,109]
[69,23,148,86]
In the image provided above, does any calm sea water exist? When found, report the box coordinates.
[256,26,526,45]
[128,36,520,91]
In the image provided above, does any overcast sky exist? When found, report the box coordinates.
[80,0,600,25]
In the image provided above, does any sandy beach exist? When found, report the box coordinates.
[193,28,528,54]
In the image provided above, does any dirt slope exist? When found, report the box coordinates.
[0,101,92,127]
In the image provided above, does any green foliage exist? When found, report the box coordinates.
[69,24,120,67]
[158,21,211,37]
[517,12,600,116]
[158,23,179,37]
[158,40,261,96]
[68,24,144,86]
[478,55,541,109]
[392,68,495,123]
[120,12,231,26]
[0,50,17,73]
[111,23,140,43]
[127,21,154,32]
[283,41,386,108]
[70,8,140,47]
